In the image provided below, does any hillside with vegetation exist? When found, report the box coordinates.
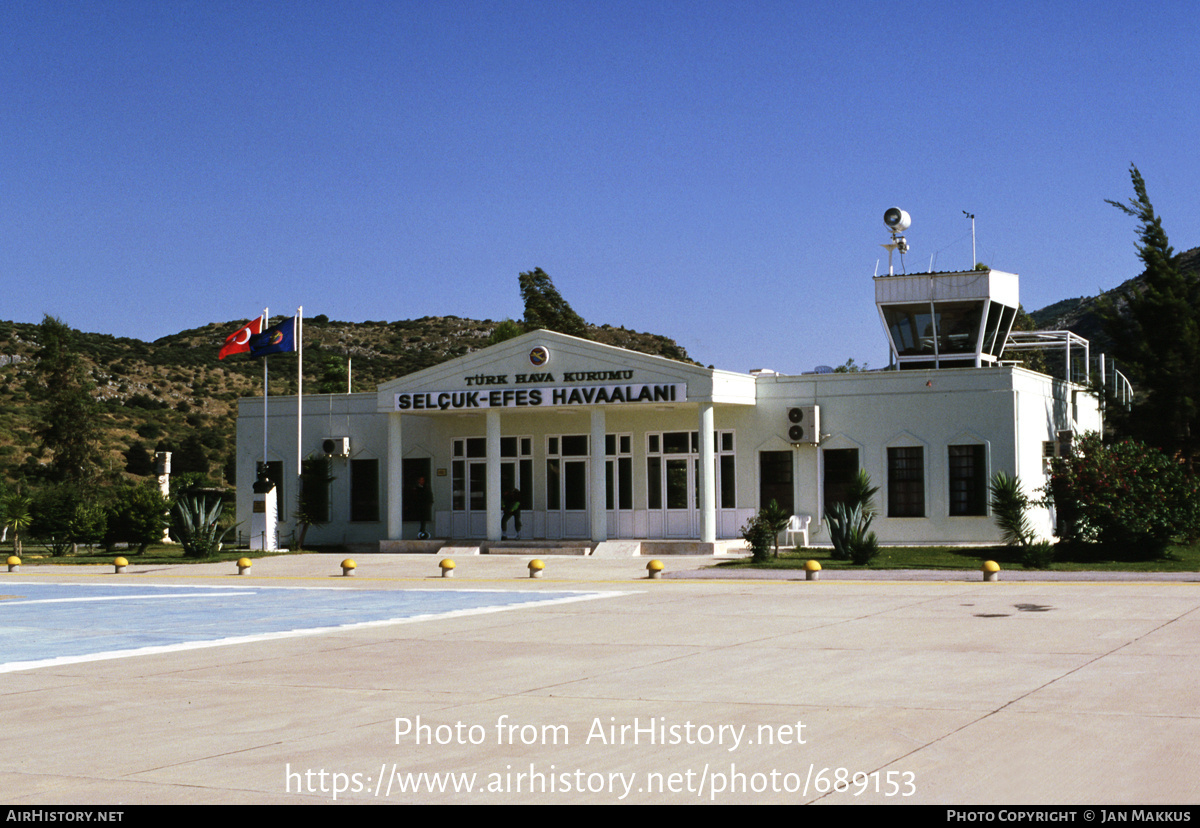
[1027,246,1200,353]
[0,313,692,488]
[3,224,1199,498]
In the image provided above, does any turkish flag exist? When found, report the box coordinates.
[218,317,263,360]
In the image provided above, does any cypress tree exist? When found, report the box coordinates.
[1103,165,1200,466]
[519,268,588,338]
[34,315,102,485]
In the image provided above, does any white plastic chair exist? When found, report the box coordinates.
[784,514,811,548]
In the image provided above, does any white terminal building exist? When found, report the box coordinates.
[237,222,1124,553]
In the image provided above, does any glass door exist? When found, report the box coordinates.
[451,437,488,538]
[647,431,737,538]
[606,434,634,537]
[647,431,698,538]
[546,435,589,538]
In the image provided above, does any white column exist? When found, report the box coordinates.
[698,402,716,543]
[590,408,607,543]
[486,410,502,541]
[387,412,403,539]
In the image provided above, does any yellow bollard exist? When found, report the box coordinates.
[113,556,128,574]
[440,559,456,578]
[341,559,357,577]
[646,559,665,580]
[528,559,544,579]
[7,556,20,573]
[981,560,1000,582]
[804,560,822,581]
[237,557,252,575]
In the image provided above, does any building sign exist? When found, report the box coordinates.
[395,383,687,412]
[463,370,635,386]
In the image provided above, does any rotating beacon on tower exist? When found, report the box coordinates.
[881,207,911,275]
[874,208,1020,370]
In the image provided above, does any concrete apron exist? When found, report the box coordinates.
[2,554,1198,805]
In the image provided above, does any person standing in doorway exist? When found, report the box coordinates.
[501,487,522,540]
[413,476,433,539]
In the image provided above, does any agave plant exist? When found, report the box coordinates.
[825,469,881,564]
[825,501,856,561]
[173,494,237,558]
[826,501,880,564]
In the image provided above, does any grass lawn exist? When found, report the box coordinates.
[718,542,1200,573]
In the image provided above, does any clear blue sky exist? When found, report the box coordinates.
[2,1,1196,374]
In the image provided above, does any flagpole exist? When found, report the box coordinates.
[262,308,269,472]
[296,307,303,506]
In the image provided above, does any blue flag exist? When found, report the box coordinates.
[249,317,297,356]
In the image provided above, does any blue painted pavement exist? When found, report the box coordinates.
[0,582,609,672]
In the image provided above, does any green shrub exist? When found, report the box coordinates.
[848,529,880,565]
[105,482,169,554]
[1045,433,1200,558]
[30,484,107,556]
[759,499,790,558]
[740,513,775,563]
[1021,541,1056,569]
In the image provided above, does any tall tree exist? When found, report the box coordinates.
[173,434,210,477]
[315,352,350,394]
[34,315,102,485]
[1103,166,1200,465]
[124,441,156,476]
[519,268,588,337]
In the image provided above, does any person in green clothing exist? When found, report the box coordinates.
[501,487,522,540]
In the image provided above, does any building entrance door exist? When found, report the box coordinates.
[646,430,737,539]
[451,438,488,538]
[663,456,697,537]
[547,435,589,538]
[466,460,487,537]
[646,432,699,538]
[451,436,533,539]
[605,433,634,538]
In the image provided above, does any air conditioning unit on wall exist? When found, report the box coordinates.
[322,437,350,457]
[786,405,820,444]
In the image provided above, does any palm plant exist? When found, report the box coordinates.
[989,472,1033,547]
[759,499,791,557]
[3,492,32,555]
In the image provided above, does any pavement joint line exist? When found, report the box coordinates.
[851,593,1200,787]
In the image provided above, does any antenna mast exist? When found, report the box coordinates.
[963,211,976,267]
